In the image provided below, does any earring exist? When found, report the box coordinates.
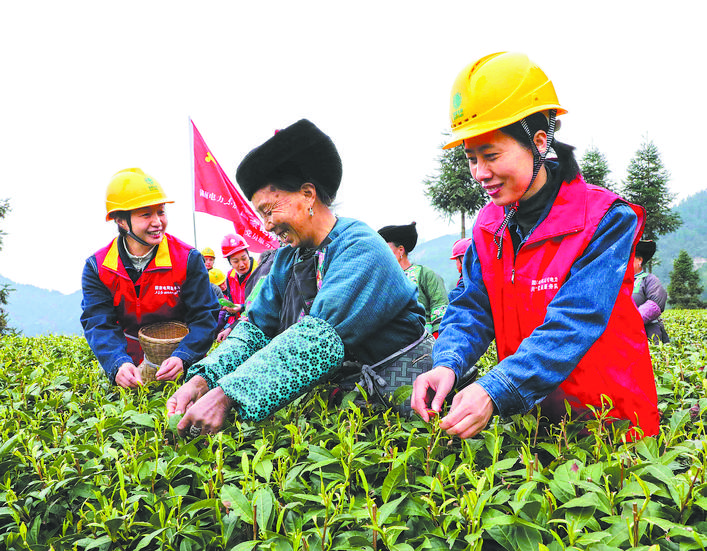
[309,206,314,217]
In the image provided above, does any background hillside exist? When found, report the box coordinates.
[0,275,83,336]
[410,233,461,291]
[649,189,707,293]
[3,192,706,336]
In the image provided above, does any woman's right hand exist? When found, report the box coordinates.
[115,362,142,388]
[176,386,235,437]
[411,366,456,422]
[166,375,209,417]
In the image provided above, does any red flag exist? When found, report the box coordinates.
[192,120,279,252]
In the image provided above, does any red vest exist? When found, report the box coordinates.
[96,234,192,364]
[226,268,251,304]
[225,266,252,325]
[474,176,659,438]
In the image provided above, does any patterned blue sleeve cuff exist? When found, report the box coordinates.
[218,316,345,422]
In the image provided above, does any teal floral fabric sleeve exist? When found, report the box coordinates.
[185,321,271,388]
[217,316,345,422]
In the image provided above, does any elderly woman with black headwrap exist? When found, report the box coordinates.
[633,240,670,344]
[378,222,449,337]
[167,120,433,436]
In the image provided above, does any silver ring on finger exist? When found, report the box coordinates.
[188,425,201,438]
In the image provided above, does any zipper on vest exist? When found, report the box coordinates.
[511,268,515,284]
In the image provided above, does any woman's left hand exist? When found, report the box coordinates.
[177,386,235,437]
[156,356,184,381]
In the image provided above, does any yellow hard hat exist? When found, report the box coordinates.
[445,52,567,149]
[105,168,173,221]
[201,247,216,259]
[208,268,226,286]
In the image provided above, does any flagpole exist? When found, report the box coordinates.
[189,116,198,249]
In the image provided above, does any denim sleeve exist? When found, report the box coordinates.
[433,239,496,379]
[476,203,638,416]
[171,250,220,367]
[80,256,133,383]
[447,277,464,304]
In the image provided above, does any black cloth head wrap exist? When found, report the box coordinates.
[235,119,343,201]
[635,240,657,263]
[378,222,418,253]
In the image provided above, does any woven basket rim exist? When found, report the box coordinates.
[138,321,189,345]
[138,321,189,365]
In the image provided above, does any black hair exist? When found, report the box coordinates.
[111,211,131,238]
[265,173,334,207]
[499,112,581,184]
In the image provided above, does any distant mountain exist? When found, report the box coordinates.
[410,233,461,292]
[0,275,83,336]
[649,190,707,303]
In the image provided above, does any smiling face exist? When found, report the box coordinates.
[252,185,314,248]
[118,204,167,253]
[463,129,547,207]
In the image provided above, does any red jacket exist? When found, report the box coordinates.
[224,264,253,325]
[226,268,251,304]
[96,234,191,364]
[474,176,659,438]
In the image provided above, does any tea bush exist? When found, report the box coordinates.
[1,311,706,550]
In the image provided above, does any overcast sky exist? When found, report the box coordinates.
[1,1,704,294]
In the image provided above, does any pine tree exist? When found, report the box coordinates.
[621,139,681,240]
[579,146,614,191]
[424,136,487,238]
[668,250,705,309]
[0,198,15,335]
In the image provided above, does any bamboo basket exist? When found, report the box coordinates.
[137,321,189,382]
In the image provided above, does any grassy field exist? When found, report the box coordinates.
[1,310,706,550]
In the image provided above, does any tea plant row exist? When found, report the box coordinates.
[1,310,707,550]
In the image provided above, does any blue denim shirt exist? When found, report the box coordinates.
[434,202,638,417]
[81,245,219,383]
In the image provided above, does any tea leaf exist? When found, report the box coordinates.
[221,485,253,523]
[382,464,405,501]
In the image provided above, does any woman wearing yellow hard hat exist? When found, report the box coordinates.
[80,168,219,388]
[412,52,659,441]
